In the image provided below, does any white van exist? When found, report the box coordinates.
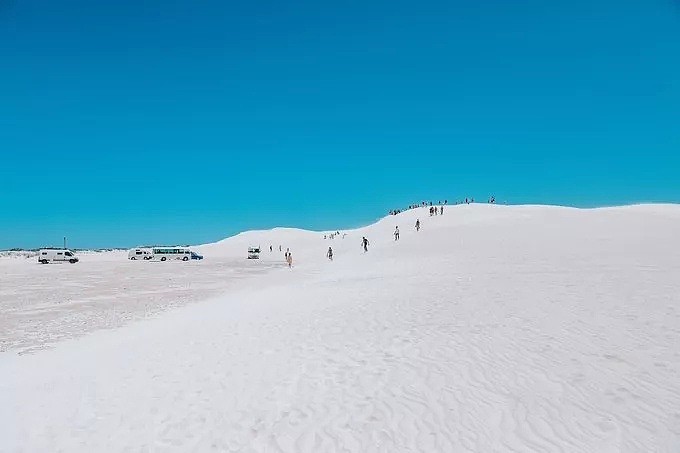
[38,249,79,264]
[128,248,153,260]
[151,247,192,262]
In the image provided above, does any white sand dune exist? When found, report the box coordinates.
[1,204,680,452]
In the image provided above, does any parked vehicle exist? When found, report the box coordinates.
[38,249,79,264]
[190,252,203,260]
[151,247,192,262]
[247,246,260,259]
[128,248,153,260]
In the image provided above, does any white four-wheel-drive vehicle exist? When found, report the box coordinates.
[38,249,79,264]
[247,246,261,259]
[128,248,153,260]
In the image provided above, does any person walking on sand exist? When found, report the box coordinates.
[415,219,420,232]
[394,226,400,241]
[362,237,369,252]
[440,206,444,215]
[286,251,293,268]
[327,247,333,261]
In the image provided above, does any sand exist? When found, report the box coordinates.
[1,204,679,452]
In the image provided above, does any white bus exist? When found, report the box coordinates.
[151,247,192,262]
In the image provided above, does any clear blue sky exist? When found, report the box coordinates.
[1,0,679,249]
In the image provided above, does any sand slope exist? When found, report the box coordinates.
[2,204,680,452]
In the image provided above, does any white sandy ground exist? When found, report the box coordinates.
[1,204,680,452]
[0,252,280,354]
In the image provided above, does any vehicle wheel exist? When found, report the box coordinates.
[40,259,48,264]
[160,257,166,261]
[131,257,136,260]
[69,259,77,264]
[182,256,189,261]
